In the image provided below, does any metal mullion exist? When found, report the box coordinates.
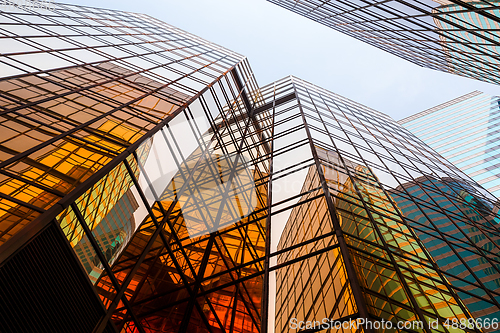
[344,239,500,304]
[185,95,260,234]
[272,123,306,141]
[201,289,230,333]
[114,241,166,332]
[271,159,315,182]
[340,106,498,232]
[346,227,497,302]
[166,218,346,290]
[94,159,214,333]
[188,243,342,303]
[218,167,261,245]
[358,285,439,324]
[247,212,267,267]
[433,0,500,25]
[228,285,239,333]
[230,68,254,112]
[221,198,263,267]
[132,138,214,280]
[240,225,267,310]
[211,238,259,332]
[293,81,374,333]
[286,0,500,81]
[126,282,193,312]
[240,139,273,166]
[365,0,499,54]
[128,294,193,321]
[328,0,499,54]
[0,52,230,172]
[315,91,469,330]
[373,187,482,320]
[21,115,120,156]
[127,94,250,330]
[305,249,348,325]
[260,81,275,333]
[0,192,45,213]
[401,180,500,304]
[195,268,232,333]
[89,69,242,328]
[217,108,247,155]
[380,127,500,216]
[107,243,165,276]
[370,120,500,265]
[0,169,65,197]
[398,184,500,238]
[334,194,500,266]
[196,93,238,159]
[245,142,273,169]
[70,203,146,333]
[0,35,179,59]
[178,93,257,333]
[360,184,500,264]
[277,214,338,324]
[270,192,325,217]
[36,66,201,129]
[396,132,499,207]
[190,210,269,244]
[242,122,264,163]
[210,110,245,158]
[197,246,264,285]
[79,169,126,245]
[160,117,230,234]
[270,242,341,273]
[270,139,310,163]
[0,45,205,114]
[0,107,123,157]
[271,229,337,260]
[159,144,245,275]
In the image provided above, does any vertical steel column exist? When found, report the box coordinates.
[291,80,374,333]
[260,82,276,333]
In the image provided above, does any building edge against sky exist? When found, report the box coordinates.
[400,91,500,198]
[2,2,500,333]
[266,0,500,85]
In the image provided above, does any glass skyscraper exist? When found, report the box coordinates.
[400,91,500,198]
[1,3,500,333]
[266,0,500,85]
[267,77,500,333]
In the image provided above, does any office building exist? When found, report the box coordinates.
[1,3,500,333]
[267,0,500,85]
[0,3,261,332]
[270,77,500,333]
[400,91,500,198]
[392,176,500,321]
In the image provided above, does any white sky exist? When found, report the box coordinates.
[70,0,500,120]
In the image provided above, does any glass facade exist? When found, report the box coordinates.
[266,0,500,85]
[400,91,500,198]
[265,76,500,333]
[2,3,500,333]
